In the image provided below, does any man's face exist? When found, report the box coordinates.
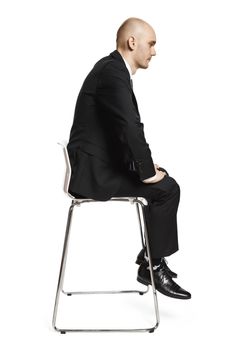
[133,26,156,69]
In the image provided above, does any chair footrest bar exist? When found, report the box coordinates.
[54,324,158,333]
[61,287,149,295]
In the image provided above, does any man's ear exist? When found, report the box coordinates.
[128,36,136,51]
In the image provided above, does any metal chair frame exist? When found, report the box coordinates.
[52,141,160,333]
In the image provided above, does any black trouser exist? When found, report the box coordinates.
[113,170,180,260]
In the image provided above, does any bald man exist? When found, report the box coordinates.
[67,18,191,299]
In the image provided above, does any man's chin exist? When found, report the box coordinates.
[137,61,150,70]
[139,63,149,69]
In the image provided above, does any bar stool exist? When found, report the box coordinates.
[52,141,160,333]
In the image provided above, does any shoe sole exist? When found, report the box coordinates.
[137,276,191,300]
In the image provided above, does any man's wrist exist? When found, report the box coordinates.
[142,174,157,183]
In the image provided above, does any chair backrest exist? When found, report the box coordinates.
[58,140,75,199]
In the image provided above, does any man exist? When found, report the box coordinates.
[67,18,191,299]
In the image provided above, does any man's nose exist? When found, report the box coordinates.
[151,47,156,56]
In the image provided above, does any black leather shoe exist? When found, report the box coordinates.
[137,264,191,300]
[135,248,178,278]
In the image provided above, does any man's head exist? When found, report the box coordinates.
[116,17,156,74]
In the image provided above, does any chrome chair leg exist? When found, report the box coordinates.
[135,202,146,248]
[52,198,160,333]
[136,199,160,328]
[133,200,150,296]
[52,201,75,332]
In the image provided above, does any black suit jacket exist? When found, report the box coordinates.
[67,50,156,200]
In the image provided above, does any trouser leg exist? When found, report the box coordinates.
[144,181,180,258]
[114,173,180,260]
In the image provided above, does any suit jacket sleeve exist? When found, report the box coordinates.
[97,63,156,181]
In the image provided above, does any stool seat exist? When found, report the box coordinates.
[70,196,148,205]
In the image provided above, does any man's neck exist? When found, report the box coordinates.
[117,49,137,75]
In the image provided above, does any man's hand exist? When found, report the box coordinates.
[152,169,166,183]
[143,163,166,184]
[155,163,169,176]
[143,170,166,184]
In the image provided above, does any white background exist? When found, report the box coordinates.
[0,0,233,348]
